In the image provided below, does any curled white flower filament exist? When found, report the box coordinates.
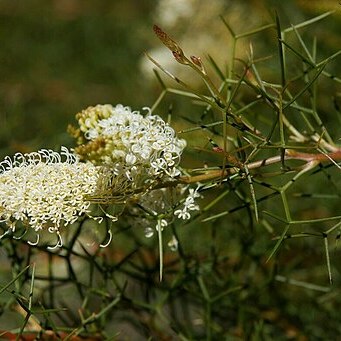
[47,231,63,250]
[27,233,40,246]
[100,229,113,248]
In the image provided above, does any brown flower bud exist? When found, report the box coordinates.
[153,24,188,65]
[190,55,202,67]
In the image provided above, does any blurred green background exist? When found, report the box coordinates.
[0,0,156,157]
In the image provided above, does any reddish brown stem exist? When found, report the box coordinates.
[179,149,341,184]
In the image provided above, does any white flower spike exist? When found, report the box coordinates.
[72,104,187,190]
[0,147,103,245]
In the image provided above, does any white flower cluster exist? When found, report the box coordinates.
[127,185,201,252]
[174,187,201,220]
[75,104,187,189]
[0,147,102,235]
[0,104,191,249]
